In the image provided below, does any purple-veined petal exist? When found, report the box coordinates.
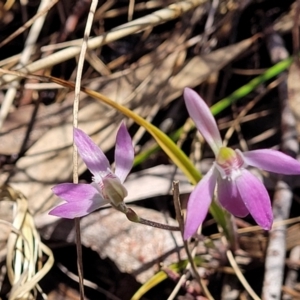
[52,183,104,203]
[74,128,110,178]
[217,176,249,217]
[49,200,105,219]
[243,149,300,175]
[184,167,218,240]
[184,88,222,156]
[235,169,273,230]
[114,122,134,183]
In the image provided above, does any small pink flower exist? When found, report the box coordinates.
[184,88,300,239]
[49,122,134,218]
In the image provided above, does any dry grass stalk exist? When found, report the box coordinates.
[0,186,53,300]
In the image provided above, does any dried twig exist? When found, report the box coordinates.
[262,25,298,300]
[0,0,207,85]
[0,0,59,48]
[73,0,98,298]
[0,0,51,129]
[225,249,261,300]
[172,181,214,300]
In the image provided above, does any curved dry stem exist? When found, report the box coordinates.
[0,185,54,300]
[172,181,214,300]
[226,249,261,300]
[0,0,51,130]
[73,1,99,299]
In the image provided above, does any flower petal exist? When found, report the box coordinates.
[74,128,110,178]
[217,176,249,217]
[50,183,108,218]
[184,88,222,155]
[184,167,217,240]
[49,200,104,218]
[235,169,273,230]
[243,149,300,175]
[114,122,134,183]
[52,183,104,202]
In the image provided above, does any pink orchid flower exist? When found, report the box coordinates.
[49,122,134,218]
[184,88,300,239]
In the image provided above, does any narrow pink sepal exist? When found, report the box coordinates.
[217,177,249,217]
[184,88,222,155]
[52,183,103,203]
[50,183,108,218]
[74,128,110,177]
[243,149,300,175]
[236,169,273,230]
[49,200,102,218]
[184,167,217,240]
[114,122,134,183]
